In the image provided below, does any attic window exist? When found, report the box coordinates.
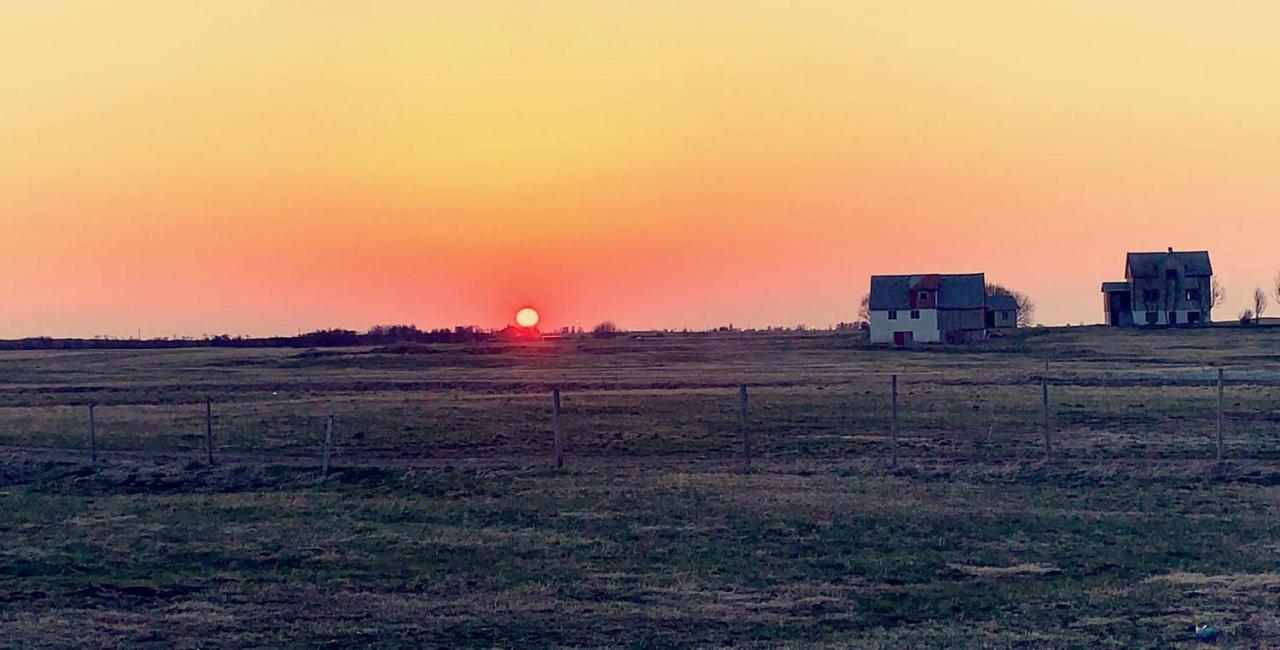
[1165,269,1178,280]
[918,291,929,301]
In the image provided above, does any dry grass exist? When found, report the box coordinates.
[2,327,1280,646]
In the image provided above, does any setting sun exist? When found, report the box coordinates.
[515,307,540,329]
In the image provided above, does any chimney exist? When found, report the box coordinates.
[1167,246,1174,253]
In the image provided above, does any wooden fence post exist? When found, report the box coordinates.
[321,411,334,478]
[739,384,752,463]
[1042,373,1052,459]
[553,387,564,468]
[205,397,215,466]
[890,375,899,468]
[89,403,97,463]
[1216,368,1225,462]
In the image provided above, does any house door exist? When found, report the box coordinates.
[893,331,913,347]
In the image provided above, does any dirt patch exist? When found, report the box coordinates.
[1145,572,1280,590]
[947,563,1063,578]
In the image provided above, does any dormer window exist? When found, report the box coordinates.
[918,291,929,301]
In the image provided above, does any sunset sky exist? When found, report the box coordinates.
[4,2,1280,337]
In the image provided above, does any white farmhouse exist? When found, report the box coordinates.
[868,273,990,345]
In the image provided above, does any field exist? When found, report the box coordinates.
[3,326,1280,647]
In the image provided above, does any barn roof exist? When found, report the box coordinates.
[868,273,986,310]
[1126,250,1213,278]
[986,294,1018,311]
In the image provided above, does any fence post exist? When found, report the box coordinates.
[1216,368,1225,462]
[88,403,97,463]
[205,397,215,465]
[1042,373,1052,459]
[553,387,564,468]
[739,384,752,464]
[890,375,899,468]
[321,410,334,478]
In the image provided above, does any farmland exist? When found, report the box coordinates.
[3,326,1280,646]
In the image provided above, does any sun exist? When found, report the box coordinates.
[515,307,540,328]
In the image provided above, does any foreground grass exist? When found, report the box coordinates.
[3,455,1279,647]
[3,328,1280,646]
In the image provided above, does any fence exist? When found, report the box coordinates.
[2,362,1277,472]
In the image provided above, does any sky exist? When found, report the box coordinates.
[3,1,1280,337]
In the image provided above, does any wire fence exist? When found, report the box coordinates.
[3,364,1280,472]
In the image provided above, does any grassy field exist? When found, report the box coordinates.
[3,326,1280,646]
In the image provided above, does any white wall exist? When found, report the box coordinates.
[870,309,940,343]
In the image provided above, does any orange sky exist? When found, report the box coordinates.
[4,2,1280,337]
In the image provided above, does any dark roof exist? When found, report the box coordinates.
[986,294,1018,311]
[1126,250,1212,278]
[869,273,986,310]
[1101,282,1130,292]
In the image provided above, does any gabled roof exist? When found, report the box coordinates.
[986,294,1018,311]
[869,273,986,310]
[1125,250,1212,278]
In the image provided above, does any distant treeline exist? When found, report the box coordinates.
[0,325,497,351]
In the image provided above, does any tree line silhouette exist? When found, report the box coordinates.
[0,325,494,351]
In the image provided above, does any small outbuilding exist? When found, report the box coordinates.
[985,294,1019,331]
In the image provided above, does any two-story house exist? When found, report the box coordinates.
[1101,248,1213,326]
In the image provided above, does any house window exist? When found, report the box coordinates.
[1001,311,1010,322]
[918,291,929,301]
[1165,269,1178,280]
[1186,289,1200,301]
[888,310,897,320]
[1188,312,1201,323]
[1145,312,1158,325]
[910,310,920,320]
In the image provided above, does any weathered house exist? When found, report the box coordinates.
[1101,248,1213,326]
[868,273,989,344]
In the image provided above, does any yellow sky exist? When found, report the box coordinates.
[3,2,1280,336]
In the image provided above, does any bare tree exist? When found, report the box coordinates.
[1253,288,1268,324]
[1273,273,1280,309]
[857,293,870,323]
[986,283,1036,328]
[1208,278,1227,315]
[591,321,620,339]
[1240,309,1255,325]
